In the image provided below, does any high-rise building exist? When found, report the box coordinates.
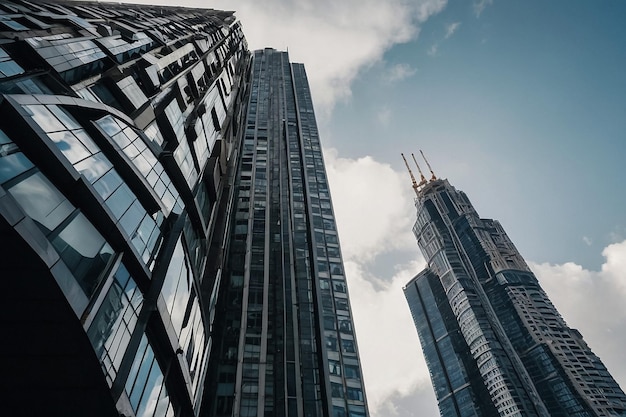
[0,2,367,417]
[402,159,626,417]
[204,48,368,417]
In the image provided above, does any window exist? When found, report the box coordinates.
[333,406,346,417]
[0,143,33,184]
[344,365,360,380]
[7,172,73,232]
[51,212,114,297]
[87,263,143,385]
[338,319,352,334]
[341,339,355,354]
[331,382,343,398]
[324,316,336,331]
[335,298,348,311]
[329,360,341,376]
[95,115,181,215]
[333,281,346,293]
[326,335,338,351]
[346,387,363,402]
[0,47,24,78]
[348,405,366,417]
[125,335,173,417]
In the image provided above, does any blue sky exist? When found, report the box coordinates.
[328,0,626,269]
[106,0,626,415]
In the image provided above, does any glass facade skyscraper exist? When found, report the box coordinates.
[0,2,367,417]
[205,48,368,417]
[403,174,626,417]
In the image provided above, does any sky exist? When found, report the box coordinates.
[109,0,626,415]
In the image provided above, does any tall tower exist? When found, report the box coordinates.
[0,2,368,417]
[402,155,626,417]
[205,49,368,417]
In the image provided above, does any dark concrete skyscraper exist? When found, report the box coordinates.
[0,2,367,417]
[402,161,626,417]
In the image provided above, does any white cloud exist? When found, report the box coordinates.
[427,21,460,57]
[583,236,592,246]
[444,21,461,39]
[473,0,494,17]
[384,63,418,83]
[608,225,626,243]
[208,0,448,118]
[323,148,417,263]
[346,259,431,415]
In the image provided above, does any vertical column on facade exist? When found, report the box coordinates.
[291,64,369,417]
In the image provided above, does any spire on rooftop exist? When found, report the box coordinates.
[420,150,437,181]
[411,153,428,186]
[401,153,420,197]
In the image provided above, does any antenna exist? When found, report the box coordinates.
[410,153,428,186]
[420,150,437,181]
[401,153,420,196]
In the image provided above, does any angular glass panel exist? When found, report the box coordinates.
[49,105,83,131]
[0,57,24,78]
[26,104,65,133]
[51,212,114,297]
[112,130,132,149]
[0,152,34,184]
[8,172,74,232]
[125,334,171,417]
[144,122,164,146]
[93,169,122,200]
[74,152,112,182]
[72,128,100,153]
[119,200,144,234]
[48,130,92,164]
[136,365,164,417]
[105,183,134,219]
[96,114,122,136]
[118,76,148,109]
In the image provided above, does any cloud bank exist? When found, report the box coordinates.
[323,149,416,263]
[211,0,447,116]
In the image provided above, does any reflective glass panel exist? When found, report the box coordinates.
[87,263,143,385]
[0,151,34,184]
[51,213,114,297]
[7,172,74,232]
